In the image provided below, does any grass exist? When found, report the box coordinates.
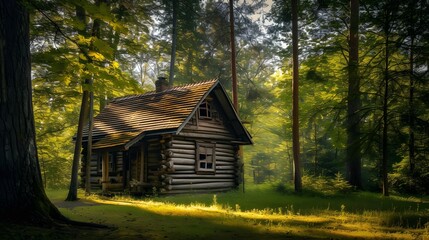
[2,184,429,239]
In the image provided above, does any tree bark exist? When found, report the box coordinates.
[346,0,362,189]
[66,82,89,201]
[85,88,94,194]
[382,21,390,197]
[229,0,238,111]
[0,0,66,223]
[67,2,102,200]
[313,122,318,175]
[407,0,416,175]
[169,0,178,87]
[291,0,302,192]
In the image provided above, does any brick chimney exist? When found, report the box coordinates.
[155,76,168,92]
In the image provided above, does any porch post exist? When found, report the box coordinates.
[101,151,109,191]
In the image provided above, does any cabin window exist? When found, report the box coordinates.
[196,142,216,173]
[199,101,212,119]
[97,152,116,174]
[109,153,116,173]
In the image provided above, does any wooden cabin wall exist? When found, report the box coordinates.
[159,136,240,194]
[178,103,237,142]
[156,99,241,194]
[129,148,140,183]
[80,150,124,190]
[80,152,101,190]
[146,139,162,187]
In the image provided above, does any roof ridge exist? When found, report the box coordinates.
[112,79,218,102]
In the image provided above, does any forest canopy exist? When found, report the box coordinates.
[30,0,428,195]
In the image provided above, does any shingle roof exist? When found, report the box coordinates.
[84,80,218,150]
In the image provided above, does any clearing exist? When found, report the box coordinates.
[1,184,428,239]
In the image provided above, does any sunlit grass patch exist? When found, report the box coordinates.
[45,186,429,239]
[82,191,428,238]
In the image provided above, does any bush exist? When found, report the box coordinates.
[275,172,352,195]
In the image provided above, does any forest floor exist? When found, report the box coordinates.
[1,184,429,239]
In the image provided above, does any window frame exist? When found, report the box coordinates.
[195,142,216,174]
[108,153,116,174]
[198,101,212,119]
[97,152,116,174]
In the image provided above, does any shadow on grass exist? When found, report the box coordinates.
[37,188,428,239]
[39,199,379,240]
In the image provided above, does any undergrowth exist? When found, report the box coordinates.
[274,172,353,196]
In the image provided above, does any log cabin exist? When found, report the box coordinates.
[80,78,252,194]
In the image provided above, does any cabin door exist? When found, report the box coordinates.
[129,145,146,188]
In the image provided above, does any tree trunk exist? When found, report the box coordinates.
[169,0,178,87]
[0,0,66,223]
[66,82,89,201]
[85,87,94,194]
[313,122,318,175]
[229,0,238,111]
[407,1,416,174]
[291,0,302,192]
[382,26,390,197]
[346,0,362,189]
[66,2,102,200]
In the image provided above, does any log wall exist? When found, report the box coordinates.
[155,100,242,194]
[158,134,240,194]
[80,151,124,190]
[80,97,244,194]
[146,138,162,188]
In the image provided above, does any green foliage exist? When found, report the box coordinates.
[390,157,429,195]
[30,0,149,188]
[28,0,429,195]
[274,172,352,196]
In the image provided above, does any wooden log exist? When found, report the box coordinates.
[169,178,235,185]
[184,125,231,134]
[197,120,226,127]
[167,157,195,165]
[165,170,195,174]
[215,143,235,149]
[216,165,235,170]
[198,127,231,135]
[166,143,195,150]
[163,150,173,157]
[215,160,235,166]
[167,148,195,155]
[161,174,234,179]
[216,170,236,174]
[171,139,194,145]
[166,152,195,159]
[172,165,195,171]
[215,151,235,156]
[89,177,101,183]
[178,132,235,141]
[160,187,234,194]
[162,177,172,184]
[163,181,235,190]
[161,161,174,168]
[215,156,236,162]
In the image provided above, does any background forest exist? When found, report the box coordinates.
[30,0,428,195]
